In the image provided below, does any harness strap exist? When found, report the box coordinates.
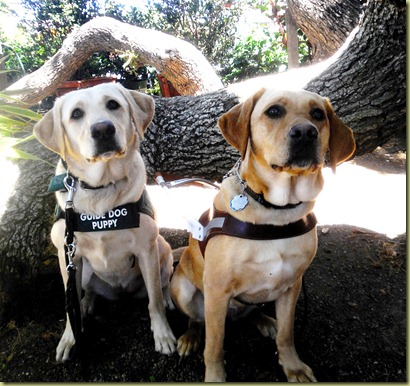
[63,177,83,358]
[198,208,317,256]
[64,250,82,358]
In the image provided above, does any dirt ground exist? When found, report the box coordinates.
[0,138,406,382]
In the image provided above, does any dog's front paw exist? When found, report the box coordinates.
[56,327,75,363]
[280,358,317,382]
[152,321,176,354]
[205,363,226,382]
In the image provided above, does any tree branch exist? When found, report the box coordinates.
[4,17,223,104]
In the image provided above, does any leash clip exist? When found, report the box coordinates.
[64,235,78,270]
[63,174,76,208]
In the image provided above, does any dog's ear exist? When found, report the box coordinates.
[33,100,66,158]
[121,87,155,139]
[218,88,265,158]
[325,99,356,173]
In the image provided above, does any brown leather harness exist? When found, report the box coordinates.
[198,207,317,256]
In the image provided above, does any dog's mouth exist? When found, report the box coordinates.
[271,153,323,175]
[87,146,126,162]
[271,162,321,176]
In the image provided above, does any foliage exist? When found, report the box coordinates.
[217,0,312,83]
[1,0,312,88]
[2,0,126,82]
[221,29,287,83]
[0,91,45,162]
[125,0,243,67]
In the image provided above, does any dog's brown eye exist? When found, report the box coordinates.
[107,99,120,110]
[265,105,285,119]
[71,108,84,119]
[311,108,325,121]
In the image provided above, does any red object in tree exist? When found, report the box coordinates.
[157,74,180,97]
[55,77,117,97]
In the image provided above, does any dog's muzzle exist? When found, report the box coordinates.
[286,123,320,168]
[90,120,122,157]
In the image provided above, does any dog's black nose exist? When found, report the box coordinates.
[289,124,318,142]
[91,121,116,140]
[287,123,319,168]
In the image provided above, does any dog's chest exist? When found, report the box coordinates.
[237,257,308,303]
[217,232,317,304]
[76,229,146,276]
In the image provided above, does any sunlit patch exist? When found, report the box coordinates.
[0,155,405,239]
[312,161,405,238]
[147,160,405,239]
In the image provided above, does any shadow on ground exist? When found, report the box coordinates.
[0,224,406,382]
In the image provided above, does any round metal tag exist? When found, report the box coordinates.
[230,194,248,211]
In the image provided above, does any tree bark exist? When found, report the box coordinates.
[305,0,406,155]
[285,7,299,69]
[0,143,58,323]
[3,17,223,103]
[287,0,365,61]
[142,91,239,182]
[0,45,7,90]
[0,0,406,322]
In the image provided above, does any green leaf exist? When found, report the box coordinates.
[0,116,26,127]
[1,147,45,162]
[0,105,42,121]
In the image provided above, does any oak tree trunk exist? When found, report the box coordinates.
[305,0,406,154]
[285,7,299,69]
[287,0,365,61]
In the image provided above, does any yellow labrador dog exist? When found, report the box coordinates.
[34,83,176,362]
[171,88,356,382]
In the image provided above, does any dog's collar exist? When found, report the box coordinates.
[224,159,302,210]
[244,186,302,210]
[48,173,114,192]
[62,158,114,190]
[48,159,114,192]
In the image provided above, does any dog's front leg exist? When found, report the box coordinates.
[56,249,83,363]
[138,244,176,354]
[275,277,316,382]
[203,279,230,382]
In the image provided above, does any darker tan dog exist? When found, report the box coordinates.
[34,83,176,362]
[170,88,355,382]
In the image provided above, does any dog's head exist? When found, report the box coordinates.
[218,88,355,174]
[34,83,154,163]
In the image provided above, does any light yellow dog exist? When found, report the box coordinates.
[171,88,356,382]
[34,83,176,362]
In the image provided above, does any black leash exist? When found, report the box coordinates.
[63,174,83,358]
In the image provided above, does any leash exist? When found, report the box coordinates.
[62,174,83,358]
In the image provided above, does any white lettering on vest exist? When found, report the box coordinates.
[91,218,118,230]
